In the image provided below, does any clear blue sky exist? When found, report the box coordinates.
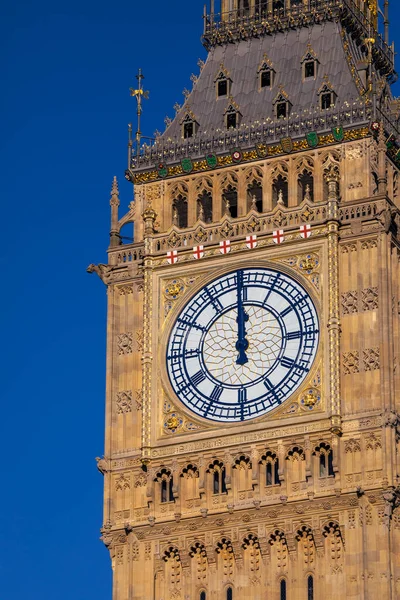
[1,1,399,599]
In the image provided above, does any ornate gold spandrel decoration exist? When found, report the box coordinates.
[163,275,202,319]
[164,279,185,301]
[162,399,210,435]
[275,253,320,293]
[273,367,322,419]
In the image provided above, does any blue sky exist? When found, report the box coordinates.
[1,1,399,599]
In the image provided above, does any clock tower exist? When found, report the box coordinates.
[90,1,400,598]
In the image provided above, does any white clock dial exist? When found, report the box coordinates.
[166,268,319,422]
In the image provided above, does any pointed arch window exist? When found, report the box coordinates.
[272,174,288,207]
[200,592,206,600]
[247,179,263,212]
[155,468,174,503]
[197,190,213,222]
[307,575,314,600]
[298,169,314,203]
[280,579,287,600]
[226,587,233,600]
[207,460,227,495]
[314,443,334,478]
[172,193,188,229]
[261,450,280,486]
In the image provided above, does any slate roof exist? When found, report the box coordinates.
[161,21,362,142]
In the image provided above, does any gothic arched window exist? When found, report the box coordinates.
[272,174,288,207]
[280,579,287,600]
[207,460,227,494]
[200,592,206,600]
[227,587,233,600]
[155,468,174,503]
[261,450,280,486]
[247,179,263,212]
[222,184,238,218]
[307,575,314,600]
[197,190,213,222]
[314,443,334,478]
[172,194,188,228]
[298,170,314,203]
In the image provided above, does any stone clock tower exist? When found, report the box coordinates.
[89,1,400,598]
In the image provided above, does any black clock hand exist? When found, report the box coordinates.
[236,270,249,365]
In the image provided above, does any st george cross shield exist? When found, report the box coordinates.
[306,132,319,148]
[280,137,293,153]
[332,126,344,142]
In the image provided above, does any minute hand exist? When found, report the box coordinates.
[236,270,249,366]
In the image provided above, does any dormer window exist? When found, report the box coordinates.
[304,60,316,79]
[277,102,288,118]
[261,70,272,88]
[181,110,198,139]
[224,98,241,130]
[301,46,319,81]
[318,79,337,110]
[321,92,332,109]
[273,89,292,119]
[218,79,228,97]
[184,122,194,138]
[258,54,275,91]
[215,64,232,99]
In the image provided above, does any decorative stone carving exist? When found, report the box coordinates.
[343,351,360,375]
[361,288,379,311]
[115,474,131,491]
[363,348,380,371]
[341,291,358,315]
[117,332,133,355]
[116,390,132,414]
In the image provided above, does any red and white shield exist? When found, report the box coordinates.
[167,250,178,264]
[272,230,285,244]
[300,224,311,239]
[220,240,231,254]
[246,235,257,249]
[193,245,204,260]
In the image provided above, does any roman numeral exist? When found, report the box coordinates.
[280,357,307,371]
[210,386,223,401]
[191,370,206,386]
[280,306,293,318]
[286,331,302,340]
[238,388,247,403]
[281,357,295,369]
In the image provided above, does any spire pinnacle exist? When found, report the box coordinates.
[110,176,120,207]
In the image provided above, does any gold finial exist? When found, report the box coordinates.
[130,69,149,157]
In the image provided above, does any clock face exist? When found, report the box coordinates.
[166,268,319,422]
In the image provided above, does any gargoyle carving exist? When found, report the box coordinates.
[87,263,113,284]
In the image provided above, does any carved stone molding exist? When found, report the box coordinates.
[116,390,133,414]
[117,332,133,355]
